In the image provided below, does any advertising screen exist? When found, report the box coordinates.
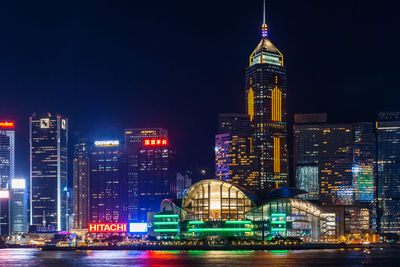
[88,223,127,233]
[128,223,148,233]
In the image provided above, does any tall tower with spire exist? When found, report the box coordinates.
[245,1,288,190]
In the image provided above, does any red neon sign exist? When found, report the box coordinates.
[0,121,14,129]
[88,223,127,233]
[143,138,168,146]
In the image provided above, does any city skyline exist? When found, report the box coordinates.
[0,0,398,181]
[1,2,400,264]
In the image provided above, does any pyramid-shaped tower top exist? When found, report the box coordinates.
[249,1,284,67]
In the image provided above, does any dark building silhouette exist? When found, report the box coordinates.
[89,140,127,223]
[125,128,176,222]
[73,141,90,230]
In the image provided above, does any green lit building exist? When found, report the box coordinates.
[150,180,335,242]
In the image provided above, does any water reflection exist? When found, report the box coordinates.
[0,248,398,266]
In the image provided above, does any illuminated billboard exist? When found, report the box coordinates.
[143,139,168,146]
[128,222,148,233]
[0,121,14,129]
[0,190,9,199]
[94,140,119,147]
[11,179,26,189]
[88,223,127,233]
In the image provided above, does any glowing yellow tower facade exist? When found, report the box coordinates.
[245,11,288,190]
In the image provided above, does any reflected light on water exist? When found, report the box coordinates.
[0,248,399,266]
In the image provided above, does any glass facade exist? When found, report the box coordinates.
[152,180,333,241]
[215,114,258,190]
[376,112,400,233]
[30,113,68,231]
[73,142,90,229]
[0,125,15,235]
[294,116,376,235]
[181,180,255,221]
[246,198,332,242]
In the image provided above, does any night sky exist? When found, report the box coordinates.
[0,0,399,180]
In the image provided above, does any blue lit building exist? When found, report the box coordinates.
[0,121,15,236]
[30,113,68,231]
[376,112,400,233]
[10,178,27,234]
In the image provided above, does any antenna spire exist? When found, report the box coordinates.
[261,0,268,38]
[263,0,266,25]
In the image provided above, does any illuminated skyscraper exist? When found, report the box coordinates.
[376,112,400,233]
[294,114,376,234]
[30,113,68,231]
[73,141,90,230]
[294,114,375,205]
[125,128,176,221]
[245,4,288,190]
[215,114,258,189]
[293,114,326,200]
[0,121,15,235]
[10,178,27,234]
[89,140,127,223]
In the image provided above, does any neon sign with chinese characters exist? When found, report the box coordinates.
[88,223,127,232]
[0,121,14,129]
[143,139,168,146]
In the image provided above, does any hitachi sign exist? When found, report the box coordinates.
[88,223,127,233]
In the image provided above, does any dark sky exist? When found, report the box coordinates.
[0,0,399,180]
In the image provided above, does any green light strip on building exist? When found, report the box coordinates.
[188,228,253,232]
[154,214,179,218]
[270,221,286,224]
[154,229,179,232]
[188,221,205,224]
[271,228,287,231]
[225,221,252,224]
[271,213,286,217]
[153,222,179,225]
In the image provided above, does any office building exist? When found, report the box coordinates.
[89,140,127,223]
[245,8,288,190]
[125,128,176,221]
[73,142,90,230]
[30,113,68,231]
[376,112,400,233]
[10,178,27,234]
[0,121,15,235]
[294,114,376,234]
[215,114,258,189]
[176,172,192,199]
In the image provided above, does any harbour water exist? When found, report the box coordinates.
[0,248,398,266]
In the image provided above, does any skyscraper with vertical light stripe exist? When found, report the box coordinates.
[245,3,288,190]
